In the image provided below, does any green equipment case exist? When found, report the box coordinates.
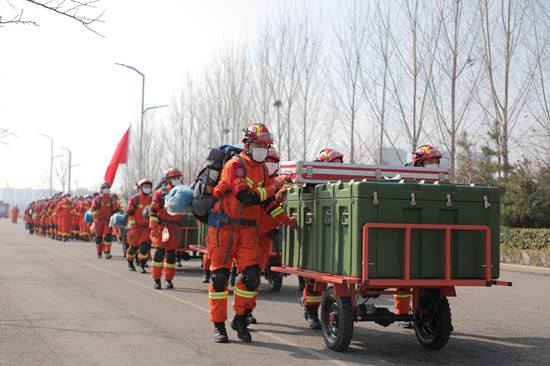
[177,214,199,250]
[281,179,500,280]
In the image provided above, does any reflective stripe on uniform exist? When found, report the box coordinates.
[257,187,267,201]
[394,294,411,298]
[152,261,164,268]
[306,295,322,303]
[137,253,148,260]
[164,262,177,269]
[150,216,159,223]
[128,219,136,225]
[270,206,284,218]
[234,287,258,299]
[209,290,229,300]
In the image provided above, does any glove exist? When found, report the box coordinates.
[282,216,298,229]
[272,174,290,191]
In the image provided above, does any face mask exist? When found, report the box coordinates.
[251,147,268,162]
[266,162,278,175]
[170,179,182,187]
[102,188,110,195]
[424,163,439,169]
[142,187,152,195]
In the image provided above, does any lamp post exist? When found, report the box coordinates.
[38,133,53,196]
[61,147,71,193]
[115,62,145,180]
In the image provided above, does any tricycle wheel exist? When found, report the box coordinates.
[414,291,452,350]
[267,271,283,292]
[320,287,354,352]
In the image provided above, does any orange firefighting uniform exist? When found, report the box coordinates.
[126,192,151,266]
[77,199,92,240]
[250,174,290,311]
[149,185,184,282]
[206,152,289,323]
[54,198,75,240]
[92,194,120,255]
[11,206,20,223]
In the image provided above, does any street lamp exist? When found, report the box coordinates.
[61,147,71,193]
[38,133,53,195]
[115,62,145,180]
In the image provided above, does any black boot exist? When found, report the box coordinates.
[202,270,211,283]
[128,260,136,271]
[214,322,228,343]
[164,280,174,289]
[153,279,161,290]
[245,308,257,325]
[231,314,251,342]
[105,252,112,259]
[140,259,147,274]
[305,305,321,330]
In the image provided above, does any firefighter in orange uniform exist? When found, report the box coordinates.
[126,178,153,273]
[300,148,344,330]
[206,123,297,343]
[54,193,75,241]
[11,205,20,223]
[78,195,93,241]
[395,144,444,328]
[246,146,291,325]
[149,169,185,290]
[92,182,120,259]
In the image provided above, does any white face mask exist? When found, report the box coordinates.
[170,179,182,187]
[102,188,110,195]
[266,162,278,175]
[251,147,268,162]
[424,163,439,169]
[142,187,152,195]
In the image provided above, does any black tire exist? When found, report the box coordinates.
[414,291,452,350]
[320,287,354,352]
[267,271,283,292]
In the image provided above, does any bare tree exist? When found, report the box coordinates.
[330,0,370,163]
[476,0,535,178]
[429,0,481,172]
[359,1,401,165]
[387,0,439,153]
[1,0,105,36]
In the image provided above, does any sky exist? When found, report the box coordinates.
[0,0,281,192]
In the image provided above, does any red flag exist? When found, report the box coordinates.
[104,126,130,185]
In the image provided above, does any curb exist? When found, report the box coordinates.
[500,263,550,276]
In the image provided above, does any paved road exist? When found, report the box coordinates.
[1,220,549,365]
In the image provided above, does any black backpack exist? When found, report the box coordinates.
[192,145,244,224]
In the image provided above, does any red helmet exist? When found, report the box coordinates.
[242,123,274,145]
[413,145,442,166]
[165,168,182,179]
[317,148,344,163]
[138,178,153,187]
[267,146,280,162]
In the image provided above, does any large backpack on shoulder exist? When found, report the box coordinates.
[192,145,244,224]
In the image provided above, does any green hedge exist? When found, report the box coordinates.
[500,226,550,250]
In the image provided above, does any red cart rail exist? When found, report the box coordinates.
[272,222,511,352]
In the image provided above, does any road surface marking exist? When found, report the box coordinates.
[503,305,550,315]
[30,241,350,366]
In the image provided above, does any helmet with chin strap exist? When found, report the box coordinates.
[242,123,274,145]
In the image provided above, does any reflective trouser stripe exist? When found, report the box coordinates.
[137,253,148,260]
[395,294,411,298]
[152,261,164,268]
[234,287,257,299]
[164,262,176,269]
[306,295,322,304]
[209,291,229,300]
